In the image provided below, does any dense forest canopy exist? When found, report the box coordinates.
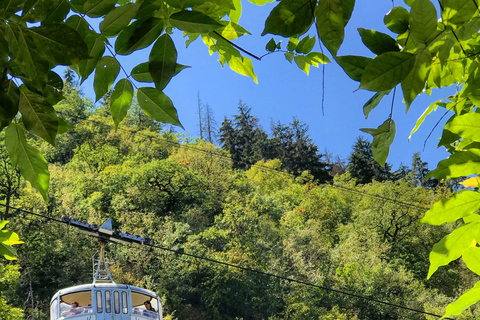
[0,82,473,320]
[3,0,480,318]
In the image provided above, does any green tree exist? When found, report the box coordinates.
[347,137,390,184]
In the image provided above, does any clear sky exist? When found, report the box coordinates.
[78,0,451,171]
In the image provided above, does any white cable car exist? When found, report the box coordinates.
[50,219,162,320]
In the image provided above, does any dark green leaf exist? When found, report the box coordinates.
[137,87,183,127]
[262,0,315,37]
[131,62,189,83]
[18,86,58,145]
[94,56,120,102]
[73,0,117,17]
[384,6,409,34]
[409,0,438,44]
[358,28,399,55]
[336,55,372,82]
[28,24,90,66]
[315,0,344,56]
[427,149,480,179]
[170,10,223,33]
[0,0,24,19]
[100,3,140,37]
[361,119,395,166]
[360,52,416,92]
[22,0,70,23]
[137,0,163,21]
[57,117,74,135]
[149,34,177,90]
[5,122,50,201]
[295,35,315,54]
[110,79,134,130]
[266,37,276,52]
[284,51,294,63]
[363,91,389,119]
[76,34,105,84]
[0,81,19,132]
[116,18,165,55]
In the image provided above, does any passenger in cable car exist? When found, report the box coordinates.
[144,301,156,313]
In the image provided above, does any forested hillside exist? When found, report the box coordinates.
[1,83,477,319]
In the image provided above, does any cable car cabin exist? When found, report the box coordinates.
[50,218,162,320]
[50,284,162,320]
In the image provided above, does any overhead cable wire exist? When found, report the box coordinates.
[0,203,452,319]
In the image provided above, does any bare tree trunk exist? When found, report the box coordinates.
[197,92,203,139]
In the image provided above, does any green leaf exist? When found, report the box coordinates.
[336,55,372,82]
[427,149,480,179]
[116,18,165,55]
[57,117,74,135]
[384,6,409,34]
[170,10,223,33]
[285,51,294,63]
[28,24,90,66]
[427,222,480,279]
[94,56,120,102]
[262,0,315,37]
[266,37,276,52]
[443,281,480,318]
[137,87,183,127]
[5,123,50,201]
[100,3,140,37]
[131,62,189,82]
[287,37,298,51]
[22,0,70,23]
[363,91,389,119]
[421,191,480,225]
[401,47,432,110]
[0,229,23,246]
[442,0,478,27]
[295,35,315,54]
[0,81,19,131]
[360,52,416,92]
[307,52,330,65]
[409,0,438,43]
[19,86,58,146]
[225,54,258,83]
[149,34,178,90]
[409,99,441,141]
[294,55,311,75]
[315,0,345,56]
[0,242,18,260]
[73,0,118,18]
[76,34,105,84]
[357,28,399,55]
[229,0,242,24]
[110,79,134,130]
[361,119,395,166]
[444,113,480,142]
[462,247,480,276]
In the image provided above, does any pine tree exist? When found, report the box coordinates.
[347,137,390,184]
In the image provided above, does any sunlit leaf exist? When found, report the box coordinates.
[137,87,183,128]
[94,56,120,102]
[445,113,480,143]
[360,52,416,92]
[5,123,50,201]
[409,100,441,141]
[263,0,315,37]
[460,177,480,188]
[427,149,480,179]
[116,18,165,55]
[361,119,395,166]
[442,0,478,27]
[427,222,480,279]
[294,55,311,75]
[443,281,480,318]
[401,47,432,110]
[422,191,480,225]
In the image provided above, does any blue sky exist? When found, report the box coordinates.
[79,0,451,171]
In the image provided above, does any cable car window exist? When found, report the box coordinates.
[96,291,102,313]
[50,298,58,320]
[114,291,120,314]
[59,290,93,318]
[122,292,128,314]
[131,291,159,319]
[105,291,111,313]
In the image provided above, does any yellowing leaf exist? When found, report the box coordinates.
[460,176,480,188]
